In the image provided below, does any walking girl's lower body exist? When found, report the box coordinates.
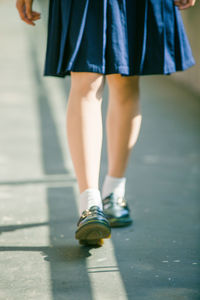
[66,72,141,244]
[43,0,195,245]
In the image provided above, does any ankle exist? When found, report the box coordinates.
[101,174,126,199]
[79,188,102,216]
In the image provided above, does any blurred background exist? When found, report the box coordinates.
[171,3,200,93]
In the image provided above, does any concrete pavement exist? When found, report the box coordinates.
[0,1,200,299]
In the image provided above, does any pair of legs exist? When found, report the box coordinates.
[66,72,142,213]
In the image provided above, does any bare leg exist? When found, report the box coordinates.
[66,72,105,194]
[105,74,142,177]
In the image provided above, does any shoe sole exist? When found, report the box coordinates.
[75,221,111,246]
[108,217,133,228]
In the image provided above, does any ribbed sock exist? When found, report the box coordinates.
[79,188,102,216]
[101,174,126,199]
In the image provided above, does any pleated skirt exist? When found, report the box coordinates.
[43,0,195,77]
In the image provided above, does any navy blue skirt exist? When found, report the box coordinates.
[43,0,195,77]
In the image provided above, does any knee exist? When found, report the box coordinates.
[70,72,105,100]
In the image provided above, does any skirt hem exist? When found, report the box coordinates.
[43,59,195,78]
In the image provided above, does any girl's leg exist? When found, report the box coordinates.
[102,74,142,199]
[66,72,105,214]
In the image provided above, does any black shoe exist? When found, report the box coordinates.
[102,192,133,227]
[75,206,111,246]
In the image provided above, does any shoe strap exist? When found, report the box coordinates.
[103,193,129,210]
[77,206,106,226]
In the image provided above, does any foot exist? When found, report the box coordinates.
[75,206,111,246]
[102,192,133,227]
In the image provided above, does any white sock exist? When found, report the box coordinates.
[101,174,126,199]
[79,188,102,216]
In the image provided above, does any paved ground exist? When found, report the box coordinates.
[0,1,200,300]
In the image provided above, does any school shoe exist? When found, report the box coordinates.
[102,192,133,227]
[75,205,111,246]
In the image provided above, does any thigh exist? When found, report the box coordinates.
[106,74,140,96]
[70,72,106,99]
